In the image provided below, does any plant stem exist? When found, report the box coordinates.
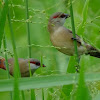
[8,8,20,100]
[70,0,80,69]
[25,0,36,100]
[25,0,31,58]
[0,0,8,48]
[3,34,13,100]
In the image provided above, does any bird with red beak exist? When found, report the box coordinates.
[0,57,46,77]
[48,12,100,58]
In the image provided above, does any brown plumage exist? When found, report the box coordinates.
[48,12,100,58]
[0,57,46,77]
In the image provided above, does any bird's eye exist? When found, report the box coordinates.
[60,14,65,18]
[36,62,40,66]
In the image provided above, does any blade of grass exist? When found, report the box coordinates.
[40,55,45,100]
[3,34,10,80]
[25,0,35,99]
[76,0,91,99]
[67,56,76,73]
[76,56,92,100]
[69,0,91,99]
[61,0,80,99]
[0,73,100,92]
[0,0,8,48]
[60,90,68,100]
[40,54,43,67]
[25,0,31,57]
[21,91,25,100]
[8,8,20,100]
[42,89,44,100]
[77,0,90,35]
[47,88,53,100]
[3,33,13,100]
[61,56,76,100]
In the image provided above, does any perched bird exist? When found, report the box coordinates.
[48,12,100,58]
[0,57,46,77]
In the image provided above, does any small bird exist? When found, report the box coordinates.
[48,12,100,58]
[0,57,46,77]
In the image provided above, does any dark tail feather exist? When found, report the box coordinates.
[87,51,100,58]
[86,46,100,58]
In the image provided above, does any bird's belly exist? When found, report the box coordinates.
[51,39,74,55]
[51,37,86,56]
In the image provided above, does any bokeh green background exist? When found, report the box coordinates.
[0,0,100,100]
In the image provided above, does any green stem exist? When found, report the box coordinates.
[3,34,13,100]
[21,91,25,100]
[25,0,36,100]
[42,89,44,100]
[70,0,79,65]
[0,0,8,48]
[25,0,31,58]
[8,8,20,100]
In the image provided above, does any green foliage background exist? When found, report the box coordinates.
[0,0,100,100]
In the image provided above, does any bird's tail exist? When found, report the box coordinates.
[86,45,100,58]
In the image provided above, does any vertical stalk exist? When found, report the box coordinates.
[25,0,31,58]
[25,0,35,100]
[3,34,13,100]
[0,0,8,48]
[8,9,20,100]
[70,0,79,67]
[42,89,44,100]
[41,55,44,100]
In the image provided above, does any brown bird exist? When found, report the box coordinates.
[48,12,100,58]
[0,57,46,77]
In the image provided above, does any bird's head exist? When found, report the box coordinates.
[29,59,46,70]
[49,12,70,26]
[0,57,6,70]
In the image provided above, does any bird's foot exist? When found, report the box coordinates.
[75,65,80,73]
[71,37,78,41]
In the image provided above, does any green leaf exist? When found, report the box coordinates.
[0,0,8,48]
[67,56,76,73]
[61,56,76,100]
[76,56,92,100]
[8,8,20,100]
[77,0,90,35]
[0,73,100,92]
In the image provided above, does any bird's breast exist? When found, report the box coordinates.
[50,33,75,56]
[50,30,86,56]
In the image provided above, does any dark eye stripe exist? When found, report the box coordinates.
[30,61,40,66]
[53,14,65,18]
[30,61,35,64]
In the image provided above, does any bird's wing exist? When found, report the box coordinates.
[67,29,82,46]
[8,58,29,76]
